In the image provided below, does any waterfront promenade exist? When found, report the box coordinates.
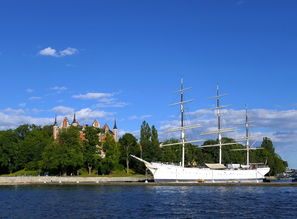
[0,176,297,186]
[0,176,147,185]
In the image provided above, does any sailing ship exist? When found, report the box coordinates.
[132,80,270,183]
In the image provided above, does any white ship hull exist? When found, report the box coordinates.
[134,81,271,183]
[145,162,270,183]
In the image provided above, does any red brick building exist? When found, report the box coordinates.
[53,114,118,143]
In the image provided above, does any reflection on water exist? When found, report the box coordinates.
[0,185,297,218]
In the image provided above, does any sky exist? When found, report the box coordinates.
[0,0,297,168]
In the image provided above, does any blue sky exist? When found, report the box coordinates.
[1,0,297,167]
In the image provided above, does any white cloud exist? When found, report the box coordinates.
[18,103,26,108]
[60,47,78,56]
[30,108,43,114]
[39,47,57,56]
[99,97,115,103]
[0,112,53,130]
[72,92,113,100]
[50,86,67,91]
[38,47,78,57]
[128,115,152,120]
[0,107,114,131]
[50,108,115,129]
[73,91,127,109]
[2,108,25,115]
[94,102,128,108]
[250,109,297,130]
[28,96,41,101]
[52,106,74,115]
[76,108,114,120]
[118,129,140,139]
[158,108,297,155]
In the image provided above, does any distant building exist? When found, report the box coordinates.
[53,114,118,143]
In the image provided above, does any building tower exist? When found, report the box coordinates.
[71,113,79,127]
[113,119,118,142]
[53,115,59,140]
[61,117,69,128]
[92,120,100,128]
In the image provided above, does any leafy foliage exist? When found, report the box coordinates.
[260,137,288,175]
[119,133,139,173]
[82,126,101,174]
[140,121,161,162]
[42,127,83,175]
[101,135,123,174]
[0,122,289,177]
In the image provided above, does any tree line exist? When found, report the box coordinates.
[0,121,288,176]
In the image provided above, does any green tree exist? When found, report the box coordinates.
[140,121,162,162]
[18,128,52,170]
[102,135,122,173]
[185,144,205,166]
[201,139,219,163]
[15,124,41,140]
[41,142,61,174]
[260,137,287,175]
[83,126,101,174]
[119,133,138,173]
[261,137,275,153]
[160,138,181,163]
[140,121,152,161]
[150,125,161,160]
[0,130,21,174]
[42,127,83,175]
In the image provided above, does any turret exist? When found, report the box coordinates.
[71,113,79,127]
[53,115,59,140]
[61,117,69,128]
[103,123,109,133]
[92,120,100,128]
[53,115,57,126]
[113,119,118,142]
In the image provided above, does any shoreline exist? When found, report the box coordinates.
[0,176,148,185]
[0,176,296,186]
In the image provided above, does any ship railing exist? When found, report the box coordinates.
[152,161,180,166]
[224,163,268,170]
[249,163,268,169]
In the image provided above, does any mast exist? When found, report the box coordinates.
[200,85,235,164]
[160,79,203,168]
[216,85,223,164]
[231,105,263,165]
[180,79,185,167]
[245,105,250,165]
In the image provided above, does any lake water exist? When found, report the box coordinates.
[0,185,296,218]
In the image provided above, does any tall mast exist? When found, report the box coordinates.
[180,79,185,168]
[245,105,250,165]
[200,85,235,164]
[160,79,203,167]
[216,85,223,164]
[231,105,263,165]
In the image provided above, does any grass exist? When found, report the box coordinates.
[78,168,145,177]
[1,169,42,176]
[104,170,145,177]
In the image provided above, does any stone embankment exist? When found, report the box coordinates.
[0,176,148,185]
[1,177,297,186]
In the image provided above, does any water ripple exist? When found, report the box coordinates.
[0,185,296,218]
